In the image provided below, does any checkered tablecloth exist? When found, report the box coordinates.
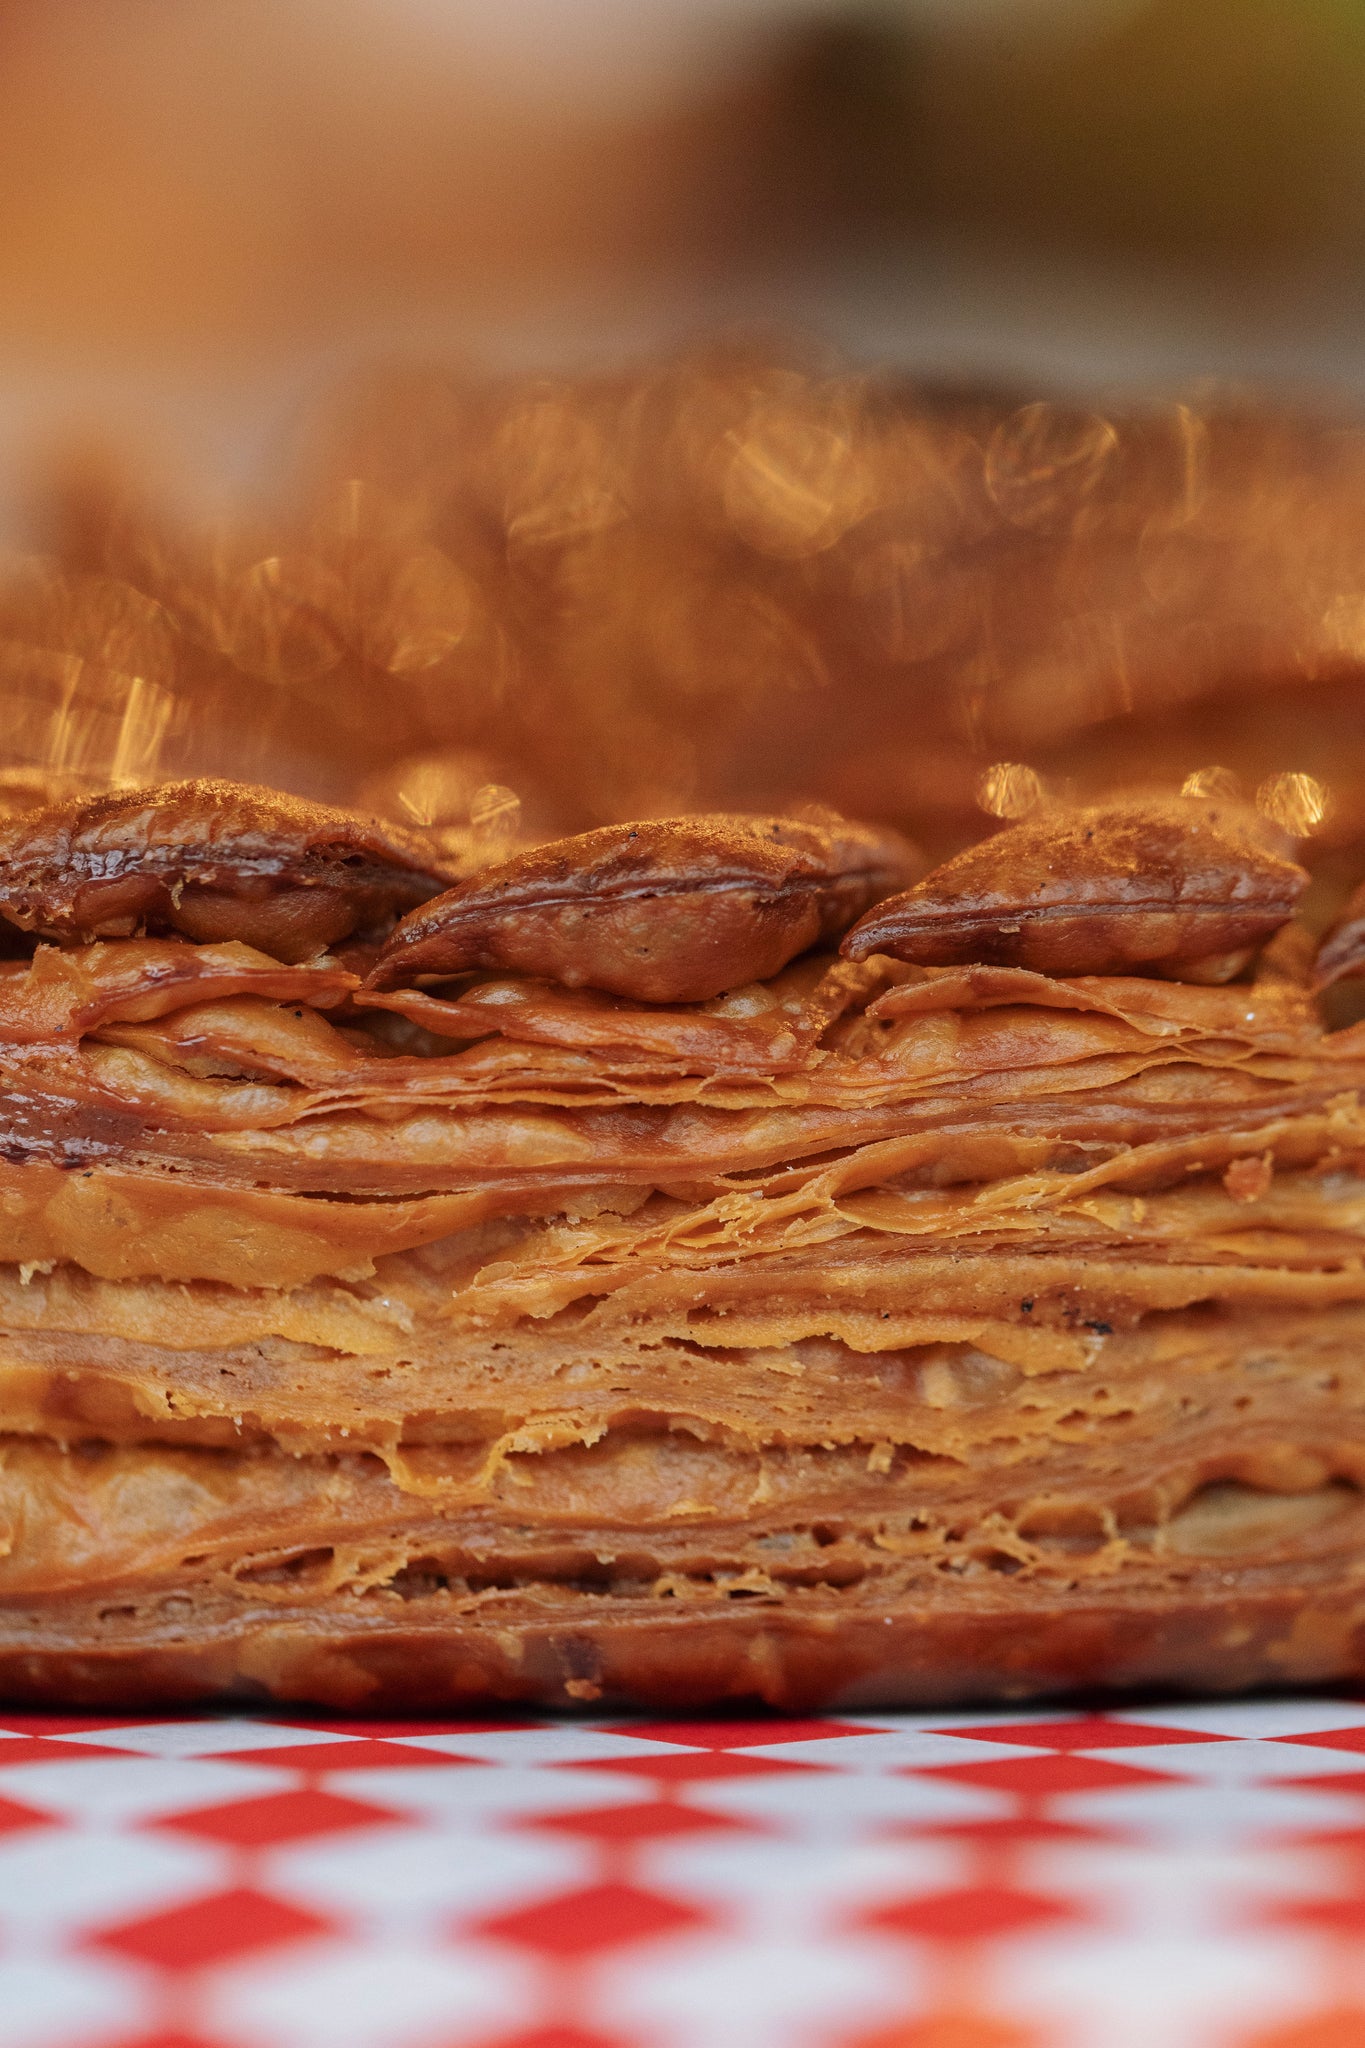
[6,1698,1365,2048]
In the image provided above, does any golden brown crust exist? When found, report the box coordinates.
[0,1574,1361,1712]
[2,1275,1365,1707]
[0,779,454,961]
[367,813,920,1003]
[842,799,1306,980]
[0,787,1360,1715]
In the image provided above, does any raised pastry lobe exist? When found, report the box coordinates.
[0,779,455,963]
[365,813,920,1005]
[1314,882,1365,990]
[841,798,1307,981]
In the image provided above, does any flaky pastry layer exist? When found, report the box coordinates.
[4,837,1365,1707]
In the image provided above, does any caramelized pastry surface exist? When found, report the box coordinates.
[1,780,1364,1710]
[368,812,918,1002]
[843,798,1307,981]
[0,779,453,961]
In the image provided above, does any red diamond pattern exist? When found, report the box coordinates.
[1265,1895,1365,1936]
[1282,1728,1365,1755]
[104,2037,224,2048]
[9,1700,1365,2046]
[601,1719,871,1749]
[904,1812,1113,1846]
[91,1885,333,1969]
[0,1791,57,1833]
[476,1880,707,1957]
[861,1883,1081,1944]
[569,1748,816,1782]
[481,2031,629,2048]
[155,1785,402,1846]
[923,1752,1178,1796]
[0,1735,136,1764]
[524,1796,761,1843]
[945,1717,1231,1752]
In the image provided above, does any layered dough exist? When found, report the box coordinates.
[4,902,1365,1708]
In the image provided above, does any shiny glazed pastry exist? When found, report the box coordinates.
[4,779,1365,1710]
[368,812,919,1002]
[0,780,455,961]
[842,797,1307,981]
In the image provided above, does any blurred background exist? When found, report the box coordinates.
[2,0,1364,898]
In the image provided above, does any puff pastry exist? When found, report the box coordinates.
[2,781,1365,1712]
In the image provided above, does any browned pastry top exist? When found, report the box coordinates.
[0,779,454,963]
[1315,882,1365,990]
[841,798,1307,981]
[366,812,919,1004]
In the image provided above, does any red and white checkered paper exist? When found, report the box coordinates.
[6,1699,1365,2048]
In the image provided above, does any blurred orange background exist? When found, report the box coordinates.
[1,0,1364,909]
[3,2,1364,408]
